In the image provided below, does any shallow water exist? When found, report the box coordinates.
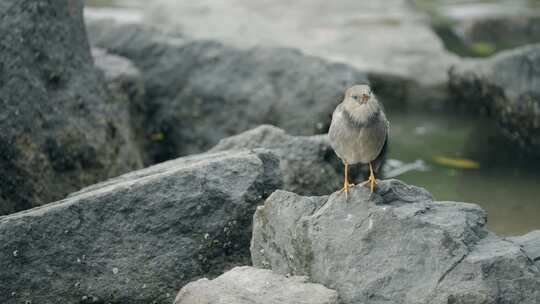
[85,0,540,236]
[387,109,540,236]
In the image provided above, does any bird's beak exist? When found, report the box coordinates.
[361,94,369,102]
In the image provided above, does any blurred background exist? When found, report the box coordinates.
[82,0,539,235]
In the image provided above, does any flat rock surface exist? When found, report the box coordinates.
[174,266,338,304]
[0,150,280,304]
[251,179,540,304]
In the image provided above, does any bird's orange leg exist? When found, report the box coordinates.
[339,161,354,199]
[359,162,377,194]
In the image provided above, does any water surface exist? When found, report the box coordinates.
[387,109,540,235]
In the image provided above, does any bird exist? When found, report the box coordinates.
[328,84,389,198]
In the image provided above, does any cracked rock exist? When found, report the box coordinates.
[251,179,540,304]
[508,230,540,268]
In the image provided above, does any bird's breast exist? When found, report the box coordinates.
[329,108,387,164]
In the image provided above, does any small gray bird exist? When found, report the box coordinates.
[329,84,389,197]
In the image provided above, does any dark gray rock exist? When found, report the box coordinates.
[86,21,367,164]
[174,266,338,304]
[449,44,540,158]
[251,179,540,304]
[0,0,143,215]
[0,149,281,304]
[209,125,351,196]
[92,47,147,164]
[508,230,540,268]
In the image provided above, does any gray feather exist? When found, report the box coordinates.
[329,96,388,165]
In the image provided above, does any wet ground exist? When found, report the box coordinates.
[85,0,540,236]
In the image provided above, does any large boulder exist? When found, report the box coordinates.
[174,266,338,304]
[449,44,540,158]
[86,21,368,164]
[0,150,280,304]
[251,179,540,304]
[209,125,355,196]
[0,0,143,215]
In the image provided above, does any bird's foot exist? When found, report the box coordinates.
[359,174,377,195]
[338,180,355,200]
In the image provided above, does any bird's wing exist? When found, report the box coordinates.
[372,131,388,174]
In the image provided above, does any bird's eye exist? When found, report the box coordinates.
[352,95,358,100]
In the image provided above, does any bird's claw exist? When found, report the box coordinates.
[359,175,377,195]
[339,181,354,200]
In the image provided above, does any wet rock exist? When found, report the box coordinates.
[0,0,142,215]
[508,230,540,268]
[209,125,348,196]
[251,179,540,304]
[174,266,338,304]
[449,44,540,158]
[0,150,281,304]
[87,21,367,164]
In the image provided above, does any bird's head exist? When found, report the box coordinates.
[342,84,381,123]
[345,84,372,104]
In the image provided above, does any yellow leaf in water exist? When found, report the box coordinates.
[433,156,480,169]
[150,132,165,141]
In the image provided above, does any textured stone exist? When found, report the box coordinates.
[0,150,280,304]
[251,179,540,304]
[449,44,540,158]
[174,266,338,304]
[508,230,540,268]
[92,47,147,164]
[210,125,356,196]
[0,0,142,215]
